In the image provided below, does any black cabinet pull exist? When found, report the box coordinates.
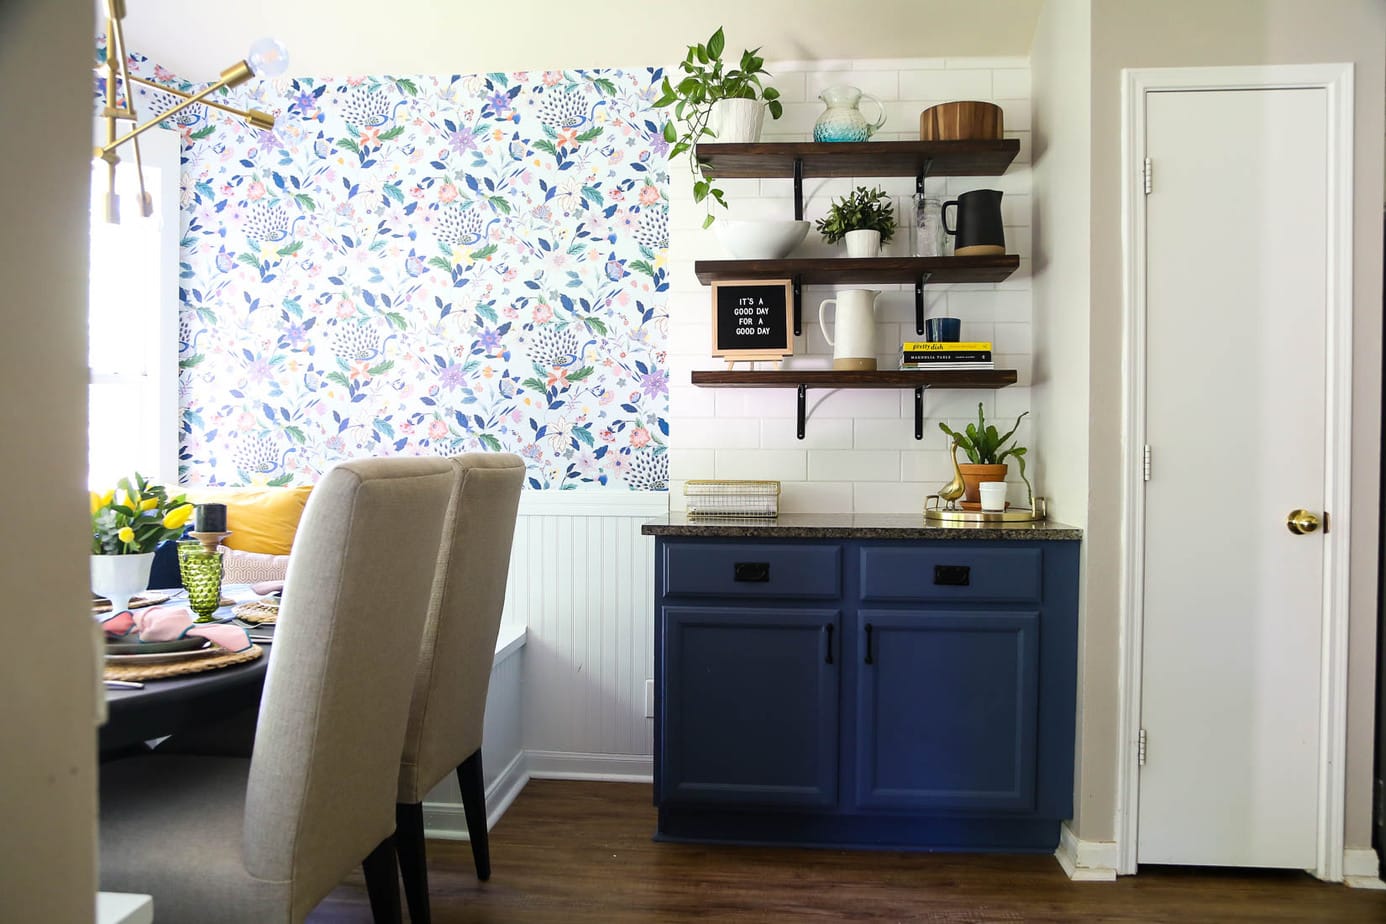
[824,624,834,664]
[864,623,874,665]
[734,561,770,582]
[934,564,971,586]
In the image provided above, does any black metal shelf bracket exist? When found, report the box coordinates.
[793,157,804,220]
[914,272,933,335]
[792,275,803,336]
[796,384,807,439]
[914,386,928,440]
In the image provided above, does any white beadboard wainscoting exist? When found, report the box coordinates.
[424,491,665,839]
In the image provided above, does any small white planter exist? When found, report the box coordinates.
[844,229,882,258]
[709,98,766,142]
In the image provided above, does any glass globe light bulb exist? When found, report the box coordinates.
[247,38,289,78]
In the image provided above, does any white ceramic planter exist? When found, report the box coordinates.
[708,98,766,142]
[844,229,882,258]
[91,552,155,617]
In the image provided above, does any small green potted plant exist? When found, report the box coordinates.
[654,27,784,228]
[938,403,1031,508]
[815,185,897,257]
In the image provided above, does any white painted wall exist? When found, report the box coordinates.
[0,1,99,919]
[122,0,1044,77]
[1029,0,1095,831]
[667,56,1036,514]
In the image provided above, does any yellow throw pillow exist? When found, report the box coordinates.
[181,485,313,556]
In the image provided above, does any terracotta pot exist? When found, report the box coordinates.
[958,463,1007,505]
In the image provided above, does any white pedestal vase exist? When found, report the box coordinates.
[91,552,155,617]
[709,98,766,142]
[845,229,882,257]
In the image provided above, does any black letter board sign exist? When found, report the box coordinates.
[710,279,795,362]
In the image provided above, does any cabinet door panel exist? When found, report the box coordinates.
[661,605,839,808]
[853,609,1039,812]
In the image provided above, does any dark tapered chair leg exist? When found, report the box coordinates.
[456,749,491,880]
[362,834,403,924]
[395,801,431,924]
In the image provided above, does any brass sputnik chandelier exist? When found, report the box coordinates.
[95,0,289,222]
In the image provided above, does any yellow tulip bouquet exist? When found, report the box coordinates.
[91,472,194,554]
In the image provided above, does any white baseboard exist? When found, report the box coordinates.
[1343,848,1383,888]
[526,749,654,783]
[423,750,530,841]
[1054,822,1119,881]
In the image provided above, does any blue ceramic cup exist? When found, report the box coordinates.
[925,317,961,343]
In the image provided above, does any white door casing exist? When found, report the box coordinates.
[1117,64,1354,879]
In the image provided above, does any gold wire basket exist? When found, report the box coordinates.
[684,480,781,518]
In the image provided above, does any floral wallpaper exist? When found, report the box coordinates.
[117,48,671,490]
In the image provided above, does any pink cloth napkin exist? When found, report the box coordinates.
[250,580,285,597]
[102,606,252,653]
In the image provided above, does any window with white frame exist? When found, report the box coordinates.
[87,126,180,489]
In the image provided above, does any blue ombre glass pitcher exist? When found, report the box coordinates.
[813,86,886,142]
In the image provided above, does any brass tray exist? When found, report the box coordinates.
[923,495,1047,523]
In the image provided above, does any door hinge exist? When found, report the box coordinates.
[1138,728,1147,766]
[1143,445,1152,482]
[1143,157,1153,194]
[1375,778,1384,829]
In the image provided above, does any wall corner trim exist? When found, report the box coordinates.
[1055,822,1119,881]
[423,749,530,841]
[1343,848,1383,888]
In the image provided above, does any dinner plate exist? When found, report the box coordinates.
[106,642,214,663]
[105,635,209,655]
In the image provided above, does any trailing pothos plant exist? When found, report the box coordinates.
[939,402,1032,505]
[653,27,783,227]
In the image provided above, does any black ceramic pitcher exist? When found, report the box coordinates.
[942,189,1005,256]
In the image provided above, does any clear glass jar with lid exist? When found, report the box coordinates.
[910,194,946,257]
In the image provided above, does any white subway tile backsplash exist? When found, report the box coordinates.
[779,481,855,513]
[899,69,993,101]
[809,450,902,482]
[668,55,1035,515]
[715,449,807,481]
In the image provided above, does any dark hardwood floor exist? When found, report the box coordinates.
[309,780,1386,923]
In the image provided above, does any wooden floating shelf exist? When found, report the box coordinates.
[697,140,1021,179]
[691,370,1017,389]
[692,369,1019,440]
[693,255,1020,287]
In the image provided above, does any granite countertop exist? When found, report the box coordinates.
[641,513,1082,541]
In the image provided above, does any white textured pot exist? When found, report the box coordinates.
[709,98,766,142]
[845,229,882,258]
[91,552,155,617]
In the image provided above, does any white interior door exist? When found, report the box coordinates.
[1138,86,1329,868]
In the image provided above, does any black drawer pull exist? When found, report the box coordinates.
[934,564,971,586]
[864,623,874,665]
[734,561,770,583]
[824,624,834,664]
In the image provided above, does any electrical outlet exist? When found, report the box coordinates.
[644,679,655,718]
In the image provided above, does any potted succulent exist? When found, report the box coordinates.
[815,185,897,257]
[654,27,784,228]
[938,403,1031,509]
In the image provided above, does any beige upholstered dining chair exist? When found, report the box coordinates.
[395,452,524,924]
[99,457,456,923]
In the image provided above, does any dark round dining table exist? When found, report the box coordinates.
[100,654,269,754]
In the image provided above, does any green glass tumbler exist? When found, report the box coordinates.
[177,540,224,623]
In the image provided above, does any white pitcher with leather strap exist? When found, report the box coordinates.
[818,288,880,370]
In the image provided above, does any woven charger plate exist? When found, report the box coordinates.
[104,644,262,681]
[232,600,279,625]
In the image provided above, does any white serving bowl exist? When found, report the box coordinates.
[714,219,810,260]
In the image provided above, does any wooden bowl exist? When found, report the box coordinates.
[919,101,1004,141]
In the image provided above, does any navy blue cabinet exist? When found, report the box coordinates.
[661,606,839,808]
[652,533,1080,852]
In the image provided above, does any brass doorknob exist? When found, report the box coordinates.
[1286,509,1321,535]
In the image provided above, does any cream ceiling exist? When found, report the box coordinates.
[118,0,1044,77]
